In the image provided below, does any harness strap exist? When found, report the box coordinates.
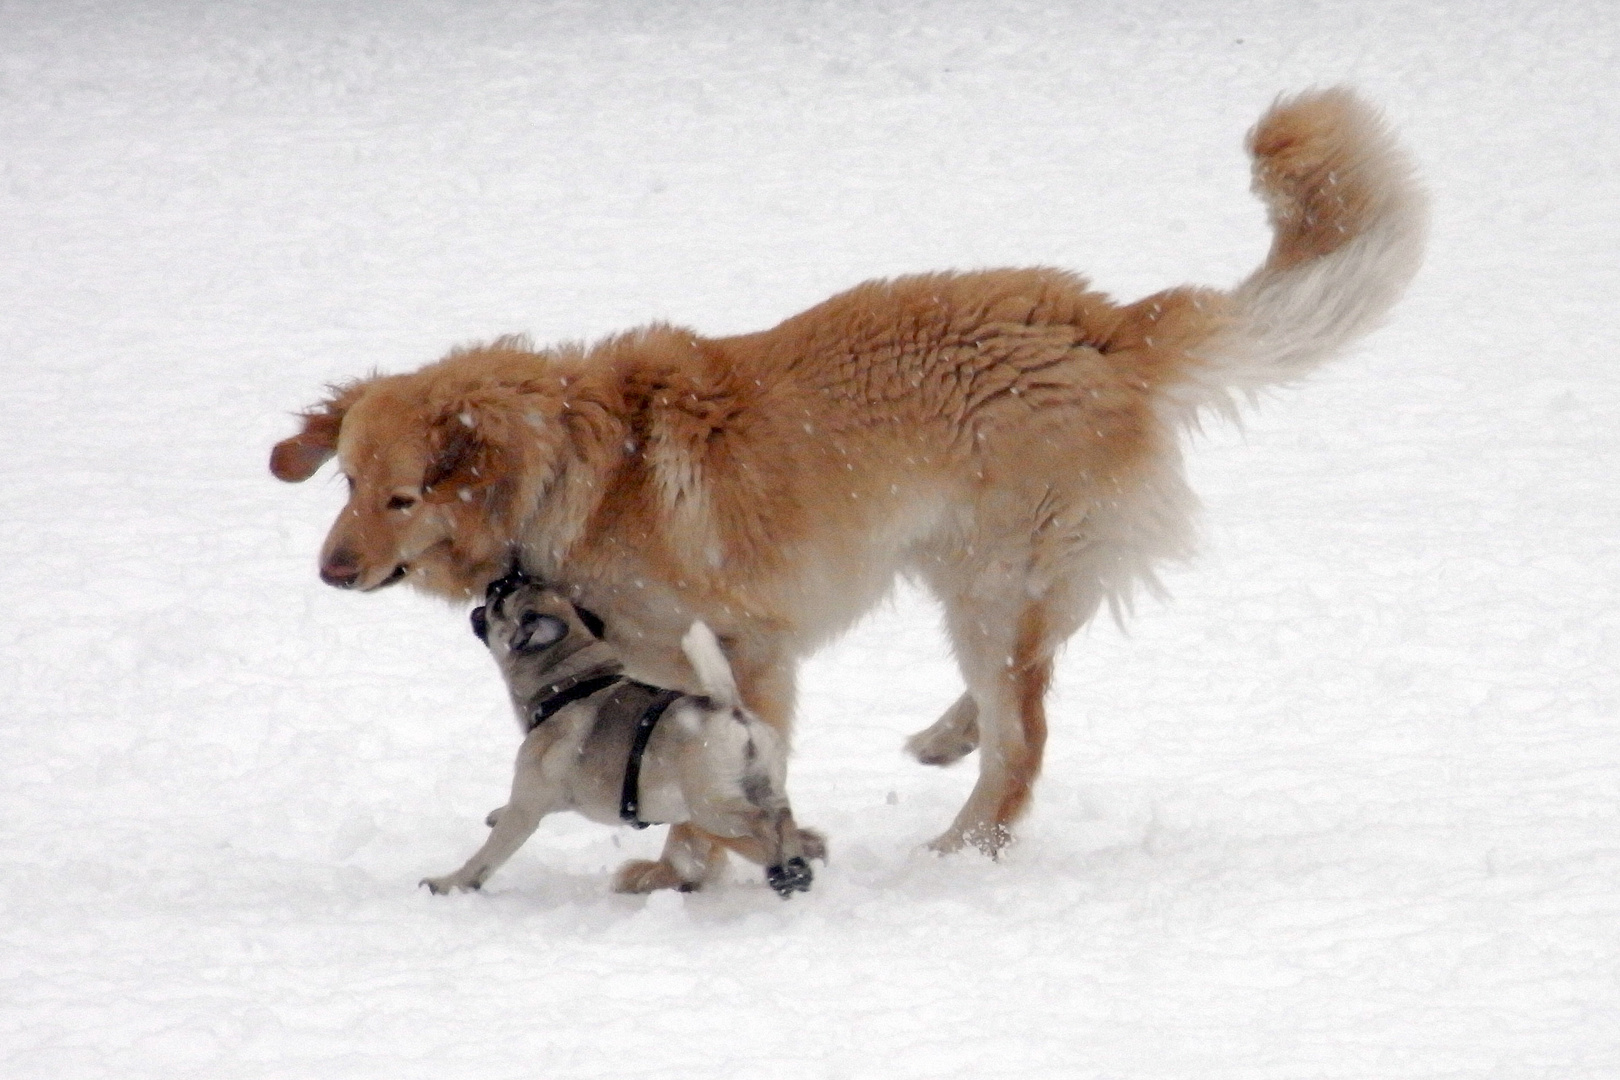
[526,665,625,733]
[619,686,685,829]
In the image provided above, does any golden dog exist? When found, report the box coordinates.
[271,89,1424,879]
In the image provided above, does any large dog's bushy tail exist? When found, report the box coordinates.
[681,621,740,711]
[1156,88,1427,420]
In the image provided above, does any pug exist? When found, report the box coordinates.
[422,571,821,897]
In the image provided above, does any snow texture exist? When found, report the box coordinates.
[3,1,1617,1077]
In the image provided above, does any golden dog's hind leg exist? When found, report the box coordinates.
[927,589,1059,856]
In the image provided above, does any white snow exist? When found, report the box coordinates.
[3,2,1617,1077]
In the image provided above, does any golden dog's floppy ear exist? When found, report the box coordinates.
[269,380,369,483]
[418,392,552,535]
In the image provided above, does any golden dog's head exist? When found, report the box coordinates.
[269,348,580,600]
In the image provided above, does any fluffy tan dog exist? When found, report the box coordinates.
[272,89,1424,878]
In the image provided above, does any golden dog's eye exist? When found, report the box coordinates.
[387,494,418,511]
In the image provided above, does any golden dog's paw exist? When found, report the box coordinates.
[906,730,977,767]
[926,821,1012,859]
[611,858,699,894]
[904,694,980,767]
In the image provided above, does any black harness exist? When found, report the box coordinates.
[526,666,684,830]
[614,683,685,830]
[524,666,625,731]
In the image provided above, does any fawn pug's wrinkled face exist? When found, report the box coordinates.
[471,570,567,651]
[468,570,617,726]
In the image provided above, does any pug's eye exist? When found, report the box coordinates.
[470,606,488,643]
[387,493,418,511]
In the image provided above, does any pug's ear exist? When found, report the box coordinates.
[270,380,371,482]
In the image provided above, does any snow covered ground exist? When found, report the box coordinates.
[3,1,1617,1076]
